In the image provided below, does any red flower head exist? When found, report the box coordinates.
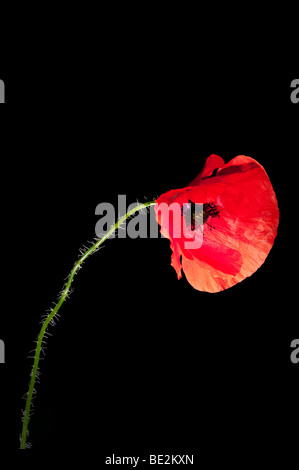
[155,155,279,293]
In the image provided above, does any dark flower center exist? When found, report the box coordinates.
[181,200,220,231]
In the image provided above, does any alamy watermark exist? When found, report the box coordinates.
[0,80,5,103]
[0,339,4,363]
[95,195,204,249]
[290,79,299,104]
[290,339,299,364]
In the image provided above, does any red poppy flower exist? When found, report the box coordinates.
[155,155,279,293]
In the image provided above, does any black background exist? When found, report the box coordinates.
[0,26,298,467]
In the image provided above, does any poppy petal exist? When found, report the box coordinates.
[155,155,279,293]
[188,154,225,185]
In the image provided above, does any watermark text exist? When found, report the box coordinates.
[95,195,203,249]
[0,80,5,103]
[0,339,5,363]
[290,339,299,364]
[290,79,299,104]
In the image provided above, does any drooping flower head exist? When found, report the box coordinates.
[155,155,279,293]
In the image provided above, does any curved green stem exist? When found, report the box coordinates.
[20,200,156,449]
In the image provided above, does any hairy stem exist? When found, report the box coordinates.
[20,200,156,449]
